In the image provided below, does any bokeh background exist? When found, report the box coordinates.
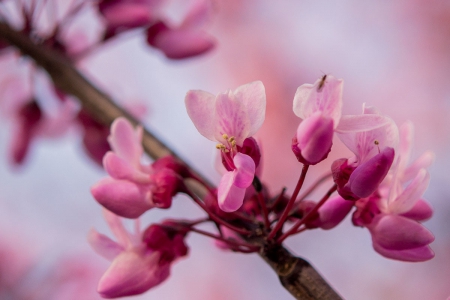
[1,0,450,299]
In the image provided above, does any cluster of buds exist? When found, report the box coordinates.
[89,74,434,297]
[0,0,215,167]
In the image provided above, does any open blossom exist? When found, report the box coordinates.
[292,75,393,165]
[332,105,399,200]
[352,122,434,262]
[91,117,181,218]
[185,81,265,212]
[88,210,188,298]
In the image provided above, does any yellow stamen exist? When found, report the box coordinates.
[222,134,229,140]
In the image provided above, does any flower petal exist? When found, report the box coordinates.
[88,229,124,261]
[336,114,391,133]
[98,250,169,298]
[185,89,216,141]
[108,118,143,168]
[372,242,434,262]
[233,81,266,137]
[389,169,430,214]
[371,215,434,251]
[149,27,215,59]
[400,199,433,221]
[215,91,249,145]
[296,112,334,164]
[233,153,255,188]
[348,147,395,198]
[91,178,153,219]
[315,196,354,229]
[218,172,246,212]
[103,152,151,184]
[293,75,343,126]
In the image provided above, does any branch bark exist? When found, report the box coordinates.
[0,21,342,300]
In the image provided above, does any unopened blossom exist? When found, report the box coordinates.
[146,0,215,59]
[88,210,188,298]
[352,122,434,262]
[185,81,265,212]
[332,105,399,200]
[91,117,181,218]
[98,0,215,58]
[292,75,393,165]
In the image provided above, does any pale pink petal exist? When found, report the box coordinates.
[292,83,313,119]
[185,90,216,141]
[88,229,124,261]
[102,209,132,248]
[103,152,151,184]
[372,242,434,262]
[400,199,433,221]
[92,178,153,219]
[398,121,414,170]
[336,114,391,133]
[108,118,143,168]
[371,215,434,251]
[218,172,246,212]
[293,75,343,125]
[233,153,255,189]
[403,151,435,182]
[233,81,266,137]
[215,91,249,145]
[296,112,334,164]
[98,250,169,298]
[337,106,398,164]
[389,169,430,214]
[348,147,395,198]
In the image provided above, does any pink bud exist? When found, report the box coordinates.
[293,112,334,165]
[149,168,180,209]
[347,147,395,198]
[371,215,435,251]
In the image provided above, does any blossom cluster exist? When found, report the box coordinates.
[89,75,434,298]
[0,0,215,167]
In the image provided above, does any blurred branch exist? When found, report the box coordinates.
[0,21,341,300]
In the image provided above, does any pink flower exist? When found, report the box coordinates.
[91,117,181,218]
[146,0,215,59]
[99,0,162,37]
[292,75,392,165]
[352,122,434,262]
[88,210,188,298]
[332,105,399,199]
[185,81,265,212]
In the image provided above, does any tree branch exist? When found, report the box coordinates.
[0,21,342,300]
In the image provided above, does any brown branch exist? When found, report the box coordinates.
[0,21,342,300]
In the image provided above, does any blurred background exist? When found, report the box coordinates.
[1,0,450,299]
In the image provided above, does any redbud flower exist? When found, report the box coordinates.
[146,0,215,59]
[333,105,399,199]
[352,122,434,261]
[88,210,188,298]
[185,81,265,212]
[292,75,392,165]
[91,117,181,218]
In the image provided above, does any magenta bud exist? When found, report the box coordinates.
[149,168,181,209]
[348,147,395,198]
[293,113,334,165]
[142,223,188,258]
